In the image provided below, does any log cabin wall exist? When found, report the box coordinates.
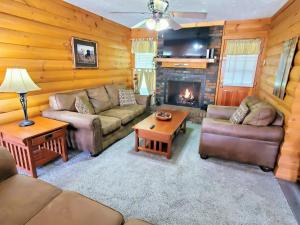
[257,0,300,182]
[0,0,132,125]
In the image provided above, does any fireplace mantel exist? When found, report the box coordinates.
[154,58,216,69]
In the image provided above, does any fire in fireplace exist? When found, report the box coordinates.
[166,80,201,107]
[179,87,195,105]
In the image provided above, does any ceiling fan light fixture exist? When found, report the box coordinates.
[146,18,156,30]
[156,18,169,31]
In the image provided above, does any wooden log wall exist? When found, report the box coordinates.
[131,29,157,40]
[0,0,132,125]
[257,0,300,181]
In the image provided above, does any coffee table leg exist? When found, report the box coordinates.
[135,130,139,152]
[166,138,172,159]
[183,119,187,134]
[61,139,68,162]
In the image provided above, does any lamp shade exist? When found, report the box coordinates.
[0,68,40,93]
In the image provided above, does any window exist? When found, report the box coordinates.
[135,53,155,69]
[222,39,261,87]
[139,75,149,95]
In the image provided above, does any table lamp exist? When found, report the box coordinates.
[0,68,41,127]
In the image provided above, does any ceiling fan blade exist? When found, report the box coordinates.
[110,12,151,15]
[132,19,148,28]
[170,11,207,19]
[167,18,182,30]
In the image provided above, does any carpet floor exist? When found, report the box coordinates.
[33,122,297,225]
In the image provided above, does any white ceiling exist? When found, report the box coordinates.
[65,0,287,28]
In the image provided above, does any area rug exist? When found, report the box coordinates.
[34,123,297,225]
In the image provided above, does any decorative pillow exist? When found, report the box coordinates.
[119,89,137,106]
[105,84,120,106]
[242,102,276,126]
[241,96,260,108]
[75,95,95,115]
[87,86,112,113]
[230,102,249,124]
[51,90,88,111]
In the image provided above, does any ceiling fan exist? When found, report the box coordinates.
[110,0,207,31]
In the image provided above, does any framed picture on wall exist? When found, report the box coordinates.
[72,37,98,68]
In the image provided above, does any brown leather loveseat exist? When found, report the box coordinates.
[199,96,284,171]
[0,147,153,225]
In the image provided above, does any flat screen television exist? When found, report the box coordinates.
[160,27,210,58]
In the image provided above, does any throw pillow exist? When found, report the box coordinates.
[105,84,120,106]
[52,90,88,111]
[75,95,95,115]
[242,102,276,126]
[119,89,137,106]
[87,86,112,113]
[230,102,249,124]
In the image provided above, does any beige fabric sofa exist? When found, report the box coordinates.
[0,147,153,225]
[42,84,151,156]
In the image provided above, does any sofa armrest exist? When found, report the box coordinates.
[42,110,103,155]
[42,110,101,130]
[202,118,284,143]
[206,105,238,120]
[0,147,17,182]
[135,94,151,106]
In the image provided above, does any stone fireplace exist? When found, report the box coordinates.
[164,76,206,108]
[156,26,223,109]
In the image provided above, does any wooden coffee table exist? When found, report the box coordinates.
[133,110,189,159]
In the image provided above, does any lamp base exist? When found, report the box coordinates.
[19,120,35,127]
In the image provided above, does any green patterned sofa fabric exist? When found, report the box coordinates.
[114,105,146,117]
[100,109,135,125]
[99,116,121,135]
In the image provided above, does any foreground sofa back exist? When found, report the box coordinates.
[199,96,284,171]
[0,147,153,225]
[42,84,151,156]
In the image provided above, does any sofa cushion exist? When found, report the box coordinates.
[202,118,283,142]
[119,89,137,106]
[105,84,120,106]
[0,175,62,225]
[75,95,95,115]
[100,109,135,125]
[241,96,261,108]
[87,86,112,113]
[99,116,121,135]
[26,191,124,225]
[229,102,249,124]
[243,102,276,126]
[115,104,146,117]
[49,90,88,111]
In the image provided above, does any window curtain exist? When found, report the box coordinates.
[225,39,261,55]
[132,38,157,101]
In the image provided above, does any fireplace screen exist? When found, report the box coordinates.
[166,80,201,107]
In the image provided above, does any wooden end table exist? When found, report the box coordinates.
[0,117,69,178]
[133,110,189,159]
